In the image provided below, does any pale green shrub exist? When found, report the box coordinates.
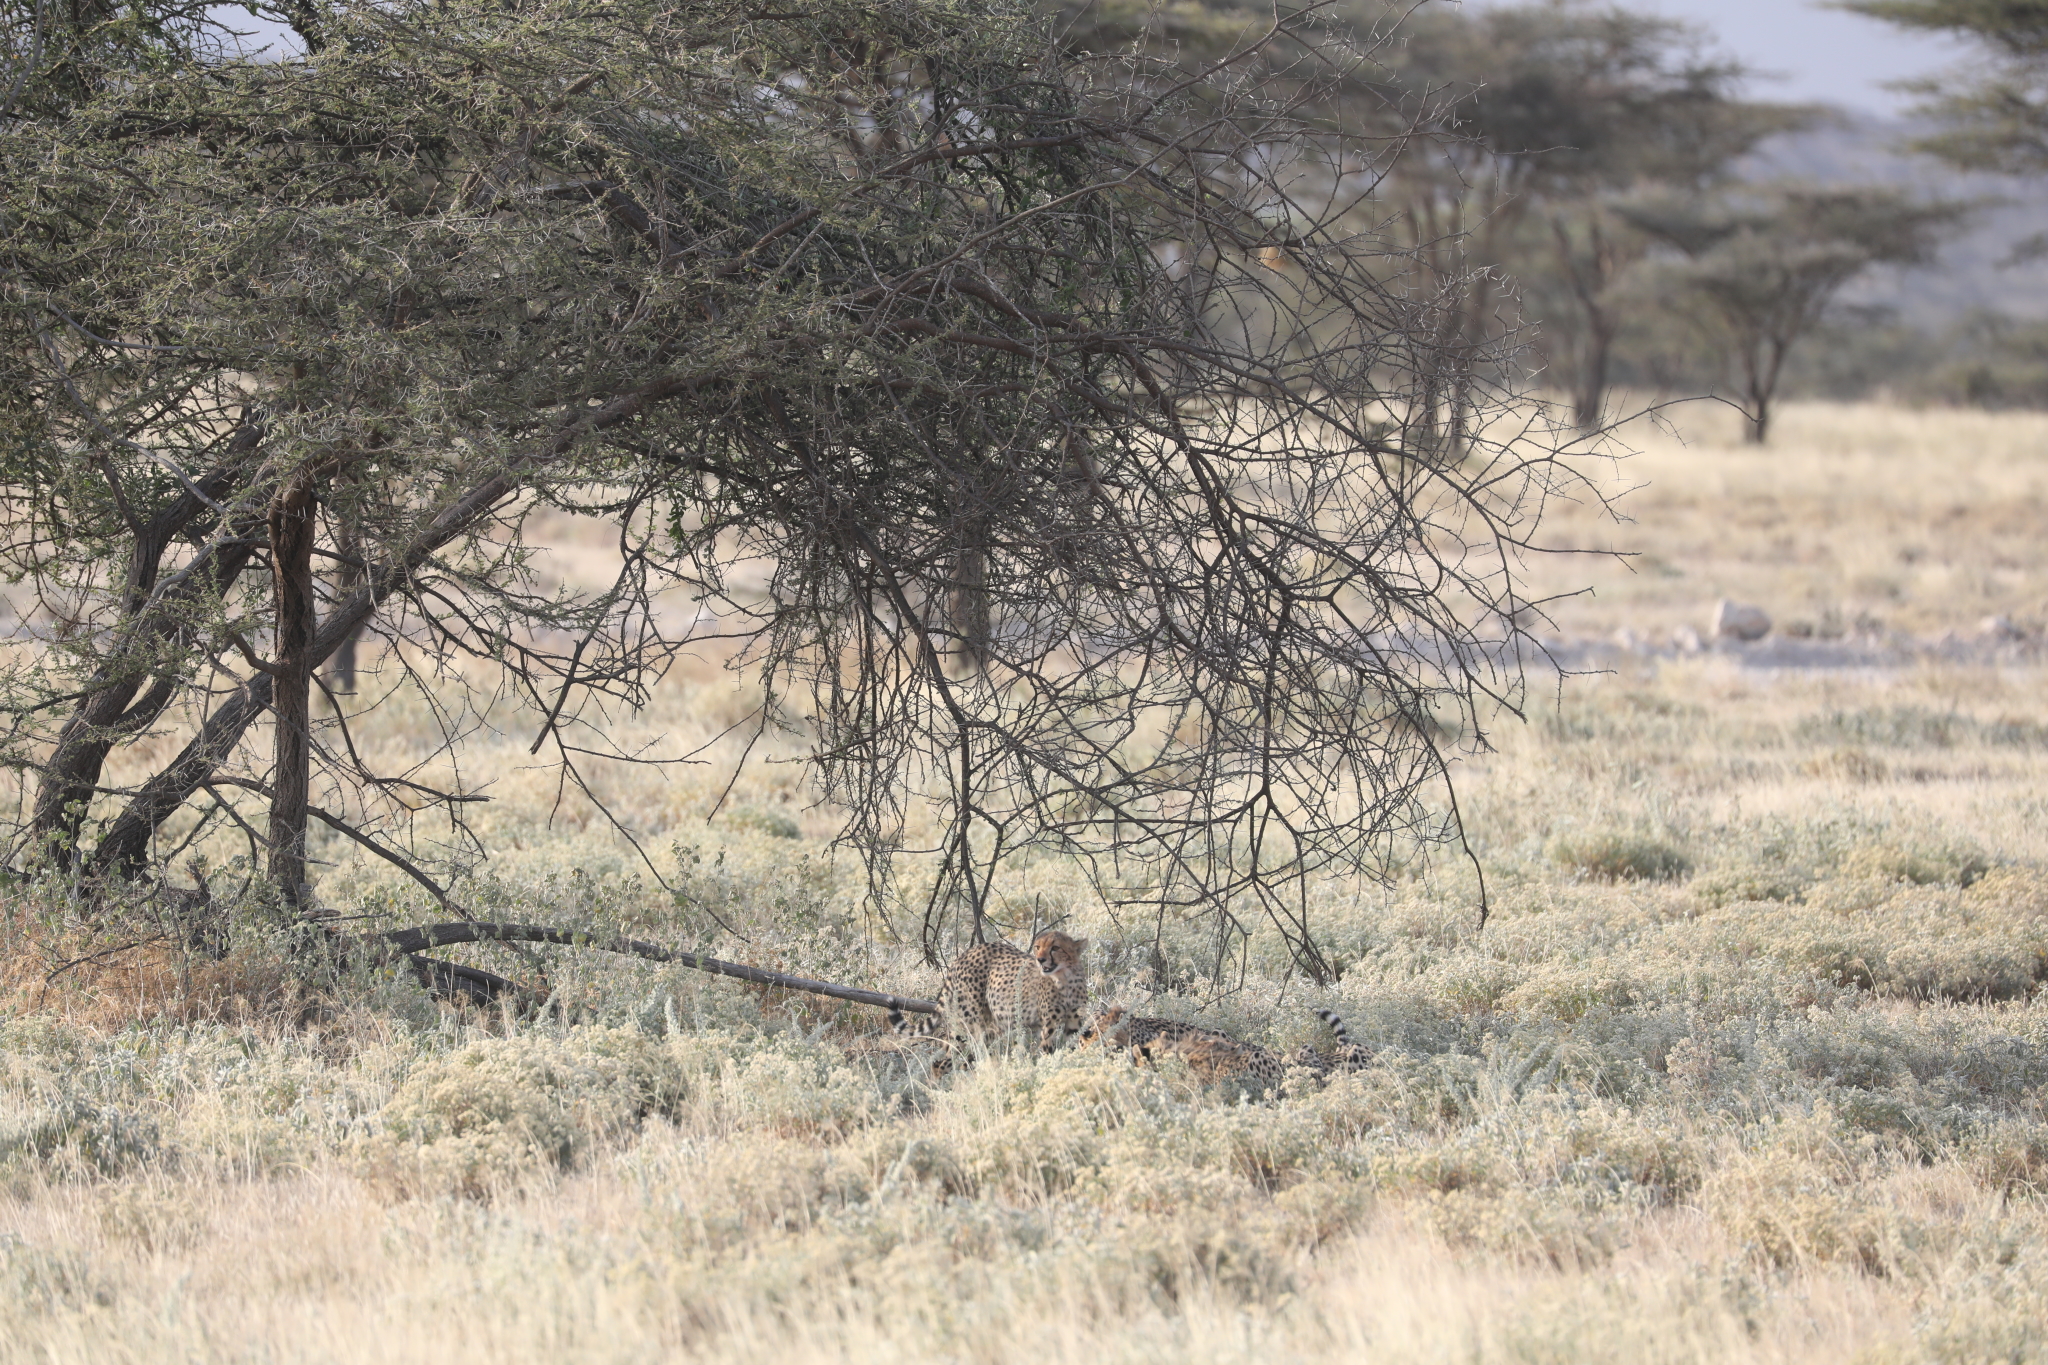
[0,1096,159,1182]
[1796,706,1975,749]
[718,1042,881,1140]
[1550,832,1691,883]
[1840,838,1991,888]
[1701,1119,1929,1273]
[1963,1121,2048,1194]
[1690,861,1814,907]
[0,1236,111,1315]
[718,806,802,839]
[364,1026,679,1196]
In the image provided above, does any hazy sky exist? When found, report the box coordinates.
[1497,0,1972,114]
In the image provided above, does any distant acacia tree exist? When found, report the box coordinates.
[0,0,1593,982]
[1619,188,1967,442]
[1367,2,1799,434]
[1843,0,2048,178]
[1468,10,1814,431]
[1053,1,1817,435]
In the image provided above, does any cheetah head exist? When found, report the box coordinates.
[1030,930,1086,975]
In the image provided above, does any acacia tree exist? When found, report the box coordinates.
[1620,188,1967,442]
[1355,2,1815,434]
[1,0,1591,983]
[1843,0,2048,177]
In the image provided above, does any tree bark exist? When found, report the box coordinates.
[1741,334,1790,444]
[1572,318,1615,434]
[91,477,515,876]
[30,433,263,865]
[267,472,318,906]
[1550,213,1624,434]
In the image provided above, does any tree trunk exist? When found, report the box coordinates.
[89,467,521,877]
[948,542,991,675]
[30,494,263,864]
[1572,318,1615,433]
[267,473,318,908]
[87,379,687,879]
[1447,273,1493,457]
[326,517,364,693]
[1744,402,1770,444]
[1741,334,1790,444]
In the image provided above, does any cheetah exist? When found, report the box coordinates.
[1148,1031,1293,1090]
[1077,1004,1232,1053]
[1081,1005,1374,1090]
[890,931,1089,1054]
[1290,1008,1376,1078]
[999,930,1090,1052]
[1078,1004,1288,1090]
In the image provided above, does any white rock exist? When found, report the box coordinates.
[1979,614,2023,640]
[1712,599,1771,642]
[1672,625,1703,653]
[1612,627,1639,650]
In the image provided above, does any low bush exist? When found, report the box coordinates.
[1550,832,1692,882]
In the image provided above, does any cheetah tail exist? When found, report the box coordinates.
[1314,1007,1353,1047]
[889,1008,942,1037]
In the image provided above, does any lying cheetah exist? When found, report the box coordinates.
[1148,1030,1292,1089]
[1081,1005,1374,1089]
[890,931,1089,1053]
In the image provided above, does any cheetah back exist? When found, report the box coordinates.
[1147,1032,1290,1089]
[1079,1006,1232,1054]
[893,940,1035,1043]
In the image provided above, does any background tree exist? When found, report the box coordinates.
[1841,0,2048,177]
[1047,1,1818,432]
[1493,20,1812,429]
[1377,2,1813,433]
[1619,187,1969,441]
[0,0,1592,980]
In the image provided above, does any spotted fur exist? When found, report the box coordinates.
[1081,1004,1374,1089]
[891,931,1089,1053]
[1291,1008,1376,1077]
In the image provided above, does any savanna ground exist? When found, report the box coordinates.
[7,400,2048,1363]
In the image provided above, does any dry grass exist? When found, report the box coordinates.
[1529,397,2048,641]
[9,400,2048,1362]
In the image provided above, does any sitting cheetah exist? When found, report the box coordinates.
[890,931,1089,1053]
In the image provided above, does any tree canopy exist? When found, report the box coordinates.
[0,0,1592,981]
[1842,0,2048,175]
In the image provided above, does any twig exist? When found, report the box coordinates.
[43,932,171,984]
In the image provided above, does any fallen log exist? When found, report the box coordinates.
[371,921,942,1015]
[404,953,526,1007]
